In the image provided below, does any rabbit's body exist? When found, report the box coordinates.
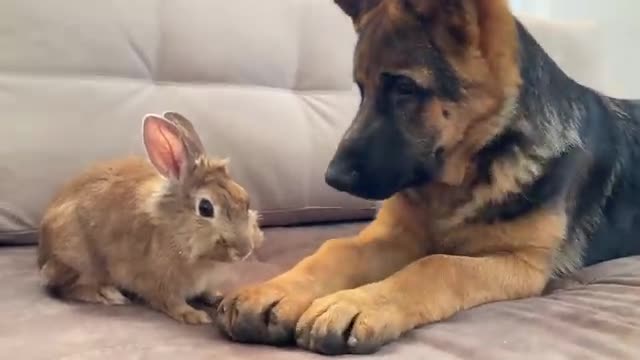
[38,113,263,324]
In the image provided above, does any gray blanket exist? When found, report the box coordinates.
[1,223,639,359]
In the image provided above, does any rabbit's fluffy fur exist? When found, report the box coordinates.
[38,112,264,324]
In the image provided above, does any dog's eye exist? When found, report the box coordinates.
[393,76,420,96]
[382,73,426,99]
[197,198,215,218]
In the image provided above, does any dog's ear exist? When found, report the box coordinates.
[334,0,383,23]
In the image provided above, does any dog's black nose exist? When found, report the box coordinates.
[325,162,360,193]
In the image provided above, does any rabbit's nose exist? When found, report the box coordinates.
[228,245,252,262]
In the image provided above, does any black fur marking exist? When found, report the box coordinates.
[475,148,582,224]
[473,129,530,186]
[427,41,463,101]
[580,98,640,265]
[473,19,640,269]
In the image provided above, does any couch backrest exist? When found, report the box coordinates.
[0,1,605,244]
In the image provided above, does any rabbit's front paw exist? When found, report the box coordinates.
[166,303,212,325]
[98,286,130,305]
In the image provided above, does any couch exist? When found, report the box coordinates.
[1,1,639,359]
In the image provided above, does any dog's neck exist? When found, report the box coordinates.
[399,18,590,224]
[469,19,588,186]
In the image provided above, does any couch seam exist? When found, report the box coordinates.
[0,70,358,95]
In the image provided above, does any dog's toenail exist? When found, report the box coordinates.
[264,300,281,325]
[348,336,358,347]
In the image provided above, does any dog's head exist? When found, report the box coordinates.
[326,0,521,200]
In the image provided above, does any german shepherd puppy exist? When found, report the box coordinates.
[218,0,640,354]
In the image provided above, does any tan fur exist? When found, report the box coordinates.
[218,189,566,353]
[38,113,263,325]
[424,0,521,186]
[216,0,561,355]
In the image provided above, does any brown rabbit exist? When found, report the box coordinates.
[37,111,264,324]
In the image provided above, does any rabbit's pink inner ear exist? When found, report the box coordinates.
[142,115,186,181]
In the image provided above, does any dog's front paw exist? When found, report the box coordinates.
[295,288,405,355]
[217,282,314,345]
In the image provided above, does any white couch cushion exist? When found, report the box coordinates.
[0,1,605,244]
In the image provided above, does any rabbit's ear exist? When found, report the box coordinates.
[142,114,188,181]
[162,111,206,160]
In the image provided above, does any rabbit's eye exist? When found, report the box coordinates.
[198,199,215,218]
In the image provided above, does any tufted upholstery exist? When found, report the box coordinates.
[0,0,378,244]
[0,0,607,246]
